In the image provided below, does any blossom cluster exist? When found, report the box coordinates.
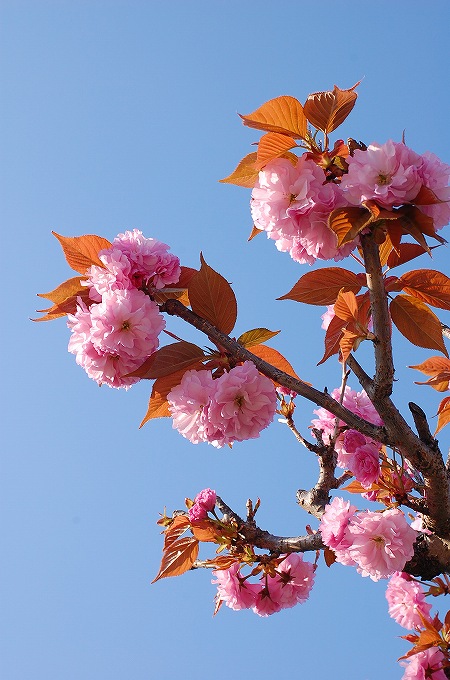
[168,361,277,447]
[68,230,180,388]
[212,553,315,617]
[251,141,450,265]
[401,648,447,680]
[311,386,383,487]
[320,498,417,581]
[188,488,217,523]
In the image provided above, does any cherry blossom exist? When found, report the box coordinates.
[341,140,422,208]
[188,488,217,522]
[386,572,431,630]
[401,647,447,680]
[212,563,259,611]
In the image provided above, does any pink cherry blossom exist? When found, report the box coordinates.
[252,583,283,617]
[401,647,447,680]
[348,442,381,488]
[212,563,259,611]
[341,140,422,208]
[417,151,450,229]
[274,553,315,608]
[386,572,432,630]
[89,288,164,359]
[67,290,164,389]
[347,508,417,581]
[206,361,277,446]
[112,229,181,289]
[251,156,356,265]
[321,305,335,330]
[188,488,217,522]
[319,496,357,552]
[168,370,217,444]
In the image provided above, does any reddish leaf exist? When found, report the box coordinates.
[413,185,445,206]
[390,295,448,356]
[410,357,450,392]
[255,132,297,170]
[190,520,221,543]
[334,290,358,323]
[139,368,190,427]
[278,267,362,305]
[324,548,336,567]
[152,536,199,582]
[188,254,237,335]
[343,480,366,494]
[37,276,86,304]
[34,286,92,321]
[387,243,428,269]
[248,345,301,382]
[163,515,190,550]
[248,225,262,241]
[202,555,239,571]
[339,329,360,364]
[303,81,360,134]
[52,232,112,274]
[220,152,259,188]
[237,328,280,348]
[400,269,450,311]
[239,96,308,139]
[318,314,346,365]
[129,342,205,379]
[152,266,198,306]
[328,207,372,247]
[435,396,450,435]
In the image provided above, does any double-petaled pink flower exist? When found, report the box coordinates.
[168,362,277,447]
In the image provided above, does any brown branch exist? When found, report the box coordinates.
[161,298,389,444]
[215,496,324,553]
[360,232,394,399]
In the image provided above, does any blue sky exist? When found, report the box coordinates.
[2,2,450,679]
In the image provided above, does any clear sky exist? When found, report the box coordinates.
[2,2,450,679]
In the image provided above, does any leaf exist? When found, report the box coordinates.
[255,132,298,170]
[152,266,198,306]
[343,480,367,494]
[248,225,263,241]
[37,276,86,303]
[323,548,336,567]
[386,243,428,269]
[303,81,360,134]
[410,357,450,392]
[334,290,358,323]
[435,396,450,435]
[163,515,190,550]
[328,207,372,247]
[239,96,308,139]
[190,520,221,543]
[248,345,301,382]
[237,328,280,348]
[412,185,445,206]
[318,314,346,365]
[278,268,362,305]
[400,269,450,311]
[52,232,112,274]
[390,295,448,356]
[139,368,190,427]
[188,254,237,335]
[339,329,360,364]
[152,536,199,582]
[129,342,206,379]
[219,152,259,188]
[33,285,92,322]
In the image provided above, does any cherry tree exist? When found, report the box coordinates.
[35,83,450,679]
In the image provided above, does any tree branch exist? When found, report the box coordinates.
[161,299,388,444]
[360,232,394,399]
[215,496,324,553]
